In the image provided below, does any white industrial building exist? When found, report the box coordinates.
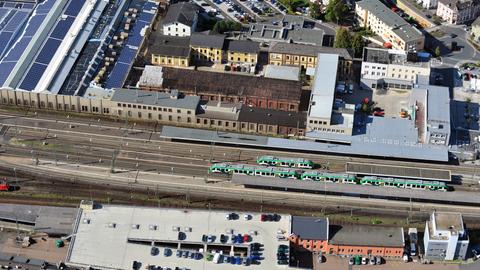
[424,212,469,260]
[307,53,355,136]
[162,2,198,37]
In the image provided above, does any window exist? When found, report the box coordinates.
[187,117,191,123]
[148,113,152,119]
[158,114,162,120]
[138,112,142,118]
[187,110,191,115]
[177,109,181,113]
[168,115,172,121]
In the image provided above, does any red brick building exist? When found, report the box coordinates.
[289,217,405,258]
[147,67,305,112]
[327,225,405,257]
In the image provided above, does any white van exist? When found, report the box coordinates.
[213,253,221,264]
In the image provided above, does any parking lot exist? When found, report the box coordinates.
[68,206,294,269]
[371,89,411,118]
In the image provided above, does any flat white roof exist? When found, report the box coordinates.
[67,205,292,270]
[309,53,338,119]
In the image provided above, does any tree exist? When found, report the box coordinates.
[434,46,441,57]
[212,20,242,34]
[351,33,364,57]
[334,27,351,48]
[325,0,348,24]
[309,1,322,20]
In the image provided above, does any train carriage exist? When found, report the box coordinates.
[209,163,230,173]
[209,162,449,192]
[256,156,314,169]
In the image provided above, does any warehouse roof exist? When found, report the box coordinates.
[425,85,450,124]
[111,88,200,109]
[309,53,339,119]
[264,65,300,81]
[292,216,329,240]
[161,68,303,101]
[330,225,404,247]
[163,2,198,26]
[0,204,77,235]
[226,40,259,54]
[149,35,191,58]
[190,32,225,49]
[269,43,353,59]
[160,124,449,162]
[238,107,307,128]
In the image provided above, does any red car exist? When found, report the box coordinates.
[0,180,9,191]
[243,234,250,242]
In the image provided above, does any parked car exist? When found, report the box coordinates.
[472,248,480,259]
[361,257,368,265]
[348,257,354,265]
[376,256,382,265]
[164,248,172,257]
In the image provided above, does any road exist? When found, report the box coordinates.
[427,24,480,68]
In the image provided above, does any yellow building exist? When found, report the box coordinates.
[149,35,191,67]
[226,40,259,65]
[268,43,355,80]
[190,32,225,64]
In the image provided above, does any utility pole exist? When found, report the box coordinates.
[110,149,119,173]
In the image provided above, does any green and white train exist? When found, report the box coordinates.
[256,156,314,169]
[209,163,448,191]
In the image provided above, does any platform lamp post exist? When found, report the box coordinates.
[13,167,17,187]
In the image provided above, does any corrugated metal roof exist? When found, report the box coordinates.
[309,54,338,119]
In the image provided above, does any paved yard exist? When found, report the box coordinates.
[318,256,460,270]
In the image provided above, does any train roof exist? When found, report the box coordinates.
[258,156,312,163]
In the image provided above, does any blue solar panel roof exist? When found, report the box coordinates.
[36,0,55,14]
[50,16,75,39]
[36,38,61,65]
[22,3,35,10]
[0,8,9,20]
[105,62,130,89]
[3,2,15,8]
[0,61,15,85]
[104,0,159,89]
[19,63,47,91]
[23,14,46,37]
[3,11,28,32]
[0,31,12,47]
[64,0,86,17]
[2,36,30,61]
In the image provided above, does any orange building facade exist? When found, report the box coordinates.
[289,219,405,258]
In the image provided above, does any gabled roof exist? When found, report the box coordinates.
[149,35,191,57]
[160,68,303,101]
[163,2,198,26]
[238,107,307,128]
[190,32,226,49]
[226,40,259,54]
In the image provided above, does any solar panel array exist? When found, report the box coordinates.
[104,0,158,89]
[0,0,53,86]
[19,0,87,91]
[0,5,31,58]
